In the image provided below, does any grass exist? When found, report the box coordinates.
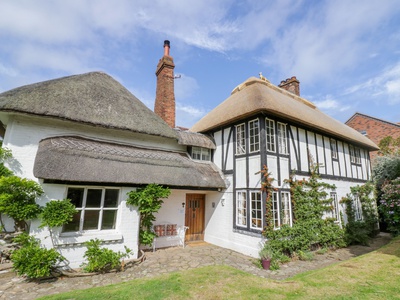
[39,237,400,300]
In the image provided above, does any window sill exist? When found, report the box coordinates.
[56,231,123,247]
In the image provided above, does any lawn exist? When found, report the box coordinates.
[39,237,400,300]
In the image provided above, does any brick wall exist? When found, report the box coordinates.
[154,41,176,128]
[346,113,400,161]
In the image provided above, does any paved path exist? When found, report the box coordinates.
[0,233,392,300]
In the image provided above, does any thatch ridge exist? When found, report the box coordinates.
[191,77,378,150]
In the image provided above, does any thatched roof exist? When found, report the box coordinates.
[176,129,216,149]
[191,77,378,150]
[33,136,226,189]
[0,72,178,139]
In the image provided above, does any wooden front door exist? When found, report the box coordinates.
[185,194,205,242]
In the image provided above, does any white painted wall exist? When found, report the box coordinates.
[0,114,186,268]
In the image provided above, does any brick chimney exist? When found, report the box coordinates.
[278,76,300,96]
[154,40,176,128]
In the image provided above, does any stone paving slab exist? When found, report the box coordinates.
[0,233,392,300]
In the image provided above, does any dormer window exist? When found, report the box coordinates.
[191,146,211,161]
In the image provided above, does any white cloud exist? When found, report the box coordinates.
[313,96,351,115]
[345,62,400,104]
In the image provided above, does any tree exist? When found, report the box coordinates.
[378,136,400,157]
[0,176,43,231]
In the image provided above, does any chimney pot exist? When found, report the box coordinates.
[279,76,300,96]
[164,40,170,56]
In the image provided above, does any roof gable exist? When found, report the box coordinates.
[0,72,178,140]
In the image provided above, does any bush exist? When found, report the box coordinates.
[11,235,64,279]
[40,199,77,228]
[81,239,131,273]
[380,178,400,236]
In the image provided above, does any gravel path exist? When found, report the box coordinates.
[0,232,392,299]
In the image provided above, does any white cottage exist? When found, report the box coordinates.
[0,63,226,267]
[0,40,378,267]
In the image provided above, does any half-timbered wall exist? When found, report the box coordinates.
[203,113,372,257]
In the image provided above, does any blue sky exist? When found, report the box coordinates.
[1,0,400,129]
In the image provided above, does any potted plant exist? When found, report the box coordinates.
[259,244,273,270]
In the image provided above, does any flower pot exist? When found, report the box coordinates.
[261,258,271,270]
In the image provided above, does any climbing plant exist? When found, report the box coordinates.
[341,182,378,245]
[263,164,346,261]
[127,184,171,246]
[260,165,276,235]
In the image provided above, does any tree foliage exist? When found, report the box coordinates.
[378,136,400,156]
[380,178,400,236]
[0,176,43,230]
[127,184,171,246]
[40,199,77,228]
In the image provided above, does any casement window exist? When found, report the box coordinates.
[354,195,363,221]
[330,192,340,222]
[250,191,262,229]
[281,191,292,226]
[271,192,280,229]
[249,119,260,153]
[265,118,276,152]
[63,187,119,232]
[349,145,361,164]
[235,123,246,155]
[236,191,247,227]
[277,122,288,154]
[330,139,338,160]
[191,146,211,161]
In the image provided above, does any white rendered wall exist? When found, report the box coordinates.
[29,184,140,269]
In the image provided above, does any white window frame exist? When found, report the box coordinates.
[236,191,247,227]
[249,119,260,153]
[330,139,338,160]
[235,123,246,155]
[350,145,361,164]
[354,195,363,221]
[330,192,340,222]
[281,191,292,226]
[271,191,280,229]
[63,187,120,233]
[250,191,262,229]
[265,118,276,152]
[277,122,288,155]
[192,146,211,161]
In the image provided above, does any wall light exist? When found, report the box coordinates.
[221,198,225,206]
[182,202,185,208]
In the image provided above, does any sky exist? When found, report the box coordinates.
[1,0,400,129]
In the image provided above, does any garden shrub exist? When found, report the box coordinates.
[11,234,64,279]
[380,177,400,236]
[40,199,77,228]
[81,239,131,273]
[342,182,378,245]
[262,164,346,268]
